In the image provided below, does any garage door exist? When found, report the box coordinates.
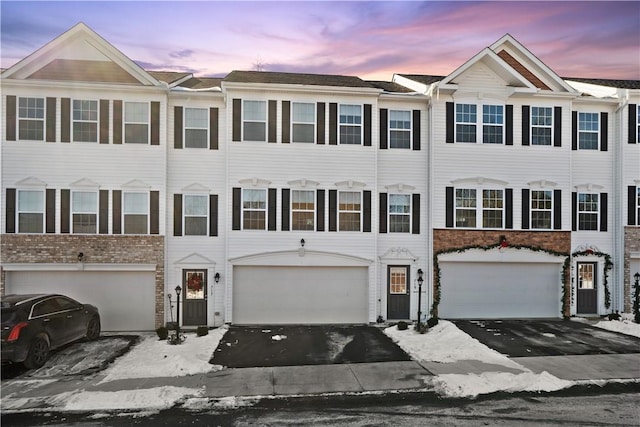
[233,266,368,324]
[438,262,561,319]
[6,271,155,331]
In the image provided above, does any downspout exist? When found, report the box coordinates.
[613,92,629,312]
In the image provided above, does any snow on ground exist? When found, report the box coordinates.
[64,387,204,411]
[593,315,640,338]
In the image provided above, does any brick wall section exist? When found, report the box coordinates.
[0,234,165,328]
[433,229,572,317]
[624,227,640,312]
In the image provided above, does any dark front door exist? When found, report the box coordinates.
[577,262,597,314]
[183,270,207,326]
[387,266,410,320]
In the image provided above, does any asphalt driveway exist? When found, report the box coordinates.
[452,319,640,357]
[210,325,410,368]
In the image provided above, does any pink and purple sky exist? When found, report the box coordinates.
[1,1,639,81]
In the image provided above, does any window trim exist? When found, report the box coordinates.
[291,102,316,143]
[577,192,599,231]
[338,190,362,232]
[455,102,505,144]
[388,109,412,149]
[290,189,315,231]
[530,189,553,230]
[241,188,268,230]
[389,266,408,295]
[17,96,45,141]
[454,187,505,229]
[578,112,600,150]
[339,104,363,145]
[242,100,267,142]
[71,190,98,234]
[124,101,150,144]
[388,193,411,233]
[72,99,99,143]
[183,107,209,149]
[530,106,553,146]
[183,194,209,236]
[16,189,45,233]
[122,191,149,234]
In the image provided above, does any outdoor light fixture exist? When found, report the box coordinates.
[214,272,221,283]
[416,268,424,331]
[77,252,84,262]
[635,272,640,282]
[300,238,305,248]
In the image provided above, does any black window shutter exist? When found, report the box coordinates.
[61,98,70,143]
[521,189,530,229]
[113,100,122,144]
[363,190,372,232]
[600,112,608,151]
[505,105,513,145]
[364,104,372,146]
[445,102,454,143]
[316,189,325,231]
[268,100,277,143]
[379,192,388,233]
[600,193,607,231]
[553,189,562,230]
[209,194,218,236]
[522,105,530,146]
[329,190,337,231]
[46,189,56,233]
[232,188,241,230]
[282,101,290,144]
[100,100,109,144]
[505,188,513,229]
[99,190,109,234]
[445,187,454,227]
[554,107,562,147]
[413,110,421,150]
[174,193,182,236]
[379,109,388,149]
[281,189,290,231]
[629,186,637,226]
[46,97,56,143]
[6,96,16,141]
[232,99,242,142]
[316,103,325,144]
[268,188,277,230]
[571,192,577,231]
[329,103,338,145]
[629,104,637,144]
[150,102,160,146]
[572,111,578,150]
[174,106,183,149]
[60,189,70,233]
[150,190,159,234]
[112,190,122,234]
[6,188,16,233]
[412,193,420,234]
[210,108,219,150]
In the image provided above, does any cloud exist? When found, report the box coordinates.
[169,49,194,59]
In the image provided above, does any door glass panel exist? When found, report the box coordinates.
[389,267,407,294]
[578,263,594,289]
[185,271,205,299]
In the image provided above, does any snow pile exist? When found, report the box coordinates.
[594,316,640,338]
[63,387,204,411]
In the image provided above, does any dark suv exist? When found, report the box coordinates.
[1,294,100,369]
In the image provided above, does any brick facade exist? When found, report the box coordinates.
[624,227,640,312]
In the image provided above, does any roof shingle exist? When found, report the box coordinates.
[224,70,374,88]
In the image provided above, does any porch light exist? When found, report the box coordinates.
[214,272,221,283]
[77,252,84,262]
[416,269,424,331]
[635,272,640,282]
[300,238,305,248]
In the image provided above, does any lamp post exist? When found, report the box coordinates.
[174,285,182,342]
[416,269,424,330]
[634,272,640,324]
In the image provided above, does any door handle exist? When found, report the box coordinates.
[67,315,73,318]
[43,318,50,322]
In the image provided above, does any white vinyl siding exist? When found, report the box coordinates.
[18,97,45,141]
[72,191,98,234]
[124,102,149,144]
[17,190,44,233]
[72,99,98,142]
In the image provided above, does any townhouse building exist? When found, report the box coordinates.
[1,23,638,331]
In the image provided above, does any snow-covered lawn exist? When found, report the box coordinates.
[593,314,640,338]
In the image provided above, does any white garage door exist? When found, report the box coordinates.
[6,271,155,331]
[233,266,368,324]
[439,262,561,319]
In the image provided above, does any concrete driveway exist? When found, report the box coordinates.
[210,325,410,368]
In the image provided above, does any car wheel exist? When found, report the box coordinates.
[86,316,101,341]
[23,336,50,369]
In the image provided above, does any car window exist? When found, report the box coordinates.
[54,297,79,311]
[31,299,62,317]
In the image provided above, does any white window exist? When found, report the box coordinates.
[531,107,552,146]
[339,104,362,145]
[578,193,598,230]
[637,108,640,143]
[578,112,599,150]
[455,104,477,143]
[389,110,411,149]
[123,192,148,234]
[243,100,267,142]
[292,102,315,143]
[455,188,503,228]
[17,190,44,233]
[18,97,45,141]
[482,189,503,228]
[389,194,410,232]
[72,191,97,234]
[482,105,504,144]
[339,191,361,231]
[184,195,208,235]
[242,189,267,230]
[73,100,98,142]
[124,102,149,144]
[291,190,314,230]
[637,186,640,224]
[456,103,504,144]
[184,108,208,148]
[389,267,407,294]
[531,190,552,229]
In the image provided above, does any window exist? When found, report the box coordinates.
[124,102,149,144]
[292,102,315,143]
[455,103,504,143]
[339,104,362,145]
[455,188,476,227]
[18,97,44,141]
[482,189,504,228]
[455,188,503,228]
[389,194,411,232]
[184,195,208,235]
[17,190,44,233]
[72,191,97,234]
[531,107,552,145]
[338,191,361,231]
[242,189,266,230]
[637,187,640,223]
[482,105,503,144]
[456,104,476,143]
[184,108,208,148]
[389,267,407,294]
[531,190,552,229]
[637,108,640,143]
[243,100,266,142]
[73,100,98,142]
[389,110,411,148]
[578,193,598,230]
[578,112,599,150]
[123,192,148,234]
[291,190,314,230]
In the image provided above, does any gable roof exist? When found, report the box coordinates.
[224,70,373,88]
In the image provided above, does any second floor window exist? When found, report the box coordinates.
[339,191,361,231]
[482,105,504,144]
[73,100,98,142]
[339,104,362,145]
[243,100,267,142]
[389,110,411,148]
[292,102,315,143]
[456,104,477,143]
[578,112,599,150]
[531,190,552,229]
[578,193,598,230]
[389,194,411,232]
[291,190,314,230]
[72,191,97,234]
[455,188,503,228]
[123,192,148,234]
[125,102,149,144]
[18,97,44,141]
[242,189,267,230]
[184,195,208,235]
[531,107,552,145]
[184,108,208,148]
[17,190,44,233]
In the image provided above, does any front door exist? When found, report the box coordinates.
[577,262,597,314]
[387,266,410,320]
[183,270,207,325]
